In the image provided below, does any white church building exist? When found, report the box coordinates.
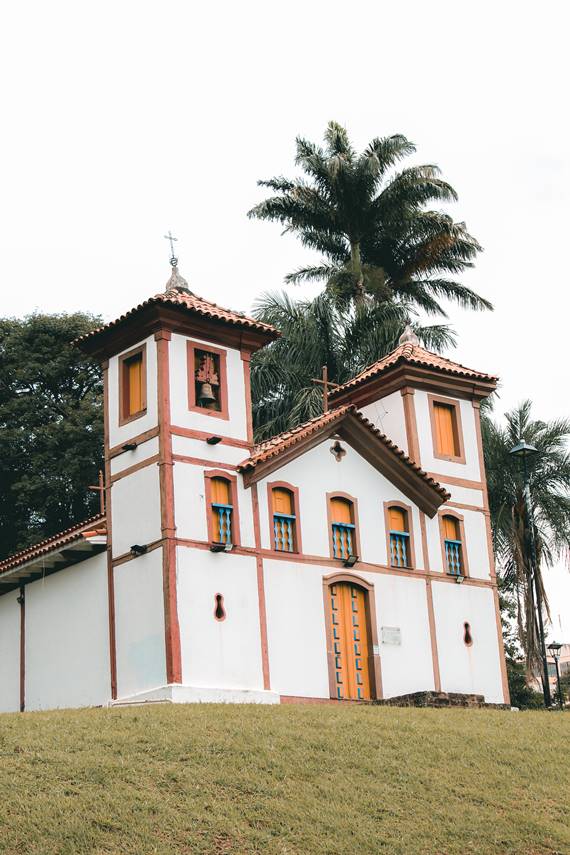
[0,265,509,711]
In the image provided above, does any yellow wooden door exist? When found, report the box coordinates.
[329,583,371,700]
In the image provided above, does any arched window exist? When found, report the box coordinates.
[210,476,233,545]
[388,506,411,568]
[271,486,297,552]
[330,496,356,560]
[442,514,463,576]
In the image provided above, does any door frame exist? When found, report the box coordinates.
[322,572,383,701]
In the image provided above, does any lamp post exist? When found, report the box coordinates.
[509,440,552,708]
[547,642,564,710]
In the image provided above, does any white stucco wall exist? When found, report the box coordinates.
[114,547,166,698]
[256,439,425,569]
[264,560,436,700]
[110,436,160,476]
[169,333,248,442]
[442,484,485,507]
[25,553,110,711]
[176,547,263,690]
[111,463,162,557]
[108,336,158,449]
[414,391,481,481]
[424,510,490,580]
[171,435,247,466]
[0,590,20,713]
[371,573,435,697]
[432,581,504,703]
[264,559,330,698]
[173,461,255,548]
[360,391,408,453]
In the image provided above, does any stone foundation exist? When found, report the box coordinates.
[373,691,509,710]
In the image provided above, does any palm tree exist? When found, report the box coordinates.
[482,401,570,682]
[251,291,455,439]
[249,121,491,316]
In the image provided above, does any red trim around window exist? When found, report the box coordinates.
[187,340,229,421]
[204,469,241,546]
[267,480,302,553]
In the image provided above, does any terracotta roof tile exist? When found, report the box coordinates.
[330,342,497,401]
[240,407,353,470]
[75,285,278,346]
[0,514,106,574]
[239,406,450,502]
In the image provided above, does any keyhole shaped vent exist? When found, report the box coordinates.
[214,593,226,622]
[463,621,473,646]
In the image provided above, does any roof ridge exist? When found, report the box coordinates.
[251,406,351,456]
[74,289,278,347]
[240,407,449,503]
[352,411,449,500]
[330,342,497,400]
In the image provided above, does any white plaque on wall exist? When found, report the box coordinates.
[381,626,401,645]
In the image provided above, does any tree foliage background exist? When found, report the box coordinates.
[0,313,104,559]
[249,121,491,437]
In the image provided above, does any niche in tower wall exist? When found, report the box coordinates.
[195,349,221,412]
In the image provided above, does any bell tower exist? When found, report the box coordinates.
[77,262,278,703]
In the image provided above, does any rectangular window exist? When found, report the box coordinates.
[205,471,241,546]
[433,402,459,456]
[119,345,146,424]
[330,496,356,560]
[429,394,465,463]
[272,486,297,552]
[441,514,467,576]
[384,502,415,570]
[187,341,229,420]
[210,477,233,544]
[388,507,411,568]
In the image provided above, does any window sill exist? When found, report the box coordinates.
[118,408,148,427]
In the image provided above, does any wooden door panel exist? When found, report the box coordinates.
[329,583,371,700]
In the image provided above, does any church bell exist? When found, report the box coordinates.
[198,382,216,405]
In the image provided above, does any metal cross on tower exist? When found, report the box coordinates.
[164,231,178,267]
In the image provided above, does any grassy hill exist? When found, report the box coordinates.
[0,703,568,855]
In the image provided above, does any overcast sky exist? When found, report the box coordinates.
[1,2,568,625]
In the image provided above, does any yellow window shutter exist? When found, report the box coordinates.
[128,356,143,414]
[434,402,458,456]
[330,497,353,524]
[443,516,460,540]
[389,507,407,532]
[211,478,231,505]
[273,488,293,515]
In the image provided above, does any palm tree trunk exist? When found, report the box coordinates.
[350,240,365,306]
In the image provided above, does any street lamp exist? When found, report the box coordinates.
[509,439,552,707]
[547,642,564,710]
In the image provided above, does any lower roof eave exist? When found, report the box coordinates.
[0,537,108,596]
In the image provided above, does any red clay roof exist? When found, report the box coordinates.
[239,405,450,502]
[0,514,106,574]
[75,284,278,346]
[330,341,498,401]
[241,407,353,469]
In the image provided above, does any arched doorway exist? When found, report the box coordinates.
[325,576,381,700]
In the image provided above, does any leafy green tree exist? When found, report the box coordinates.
[249,121,491,315]
[482,401,570,682]
[251,291,454,439]
[0,313,104,559]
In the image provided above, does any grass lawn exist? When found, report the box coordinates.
[0,703,568,854]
